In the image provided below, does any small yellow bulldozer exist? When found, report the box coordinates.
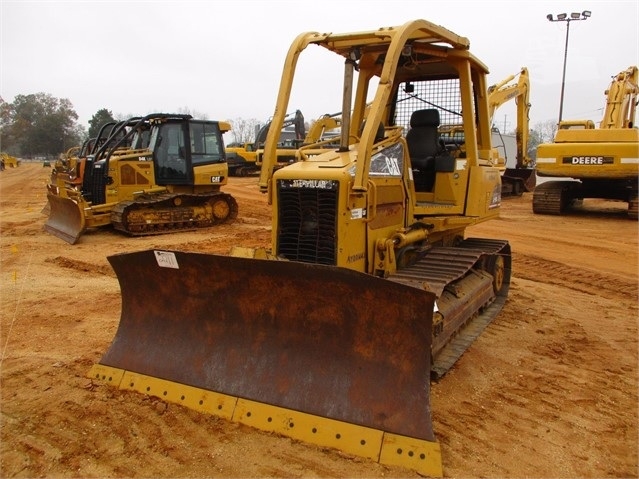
[44,113,238,244]
[89,20,515,476]
[0,152,20,169]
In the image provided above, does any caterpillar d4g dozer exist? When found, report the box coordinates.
[534,65,639,218]
[89,20,512,476]
[45,113,238,244]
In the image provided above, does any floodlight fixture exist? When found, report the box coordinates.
[546,10,592,122]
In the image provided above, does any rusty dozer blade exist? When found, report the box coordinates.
[90,249,442,476]
[44,193,86,244]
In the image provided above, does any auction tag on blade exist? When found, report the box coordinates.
[154,251,179,269]
[351,208,364,219]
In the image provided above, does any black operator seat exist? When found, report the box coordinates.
[406,109,441,191]
[406,109,456,192]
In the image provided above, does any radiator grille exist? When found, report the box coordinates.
[81,158,108,205]
[276,179,338,265]
[90,161,108,205]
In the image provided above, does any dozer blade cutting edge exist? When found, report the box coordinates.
[88,249,443,476]
[44,193,85,244]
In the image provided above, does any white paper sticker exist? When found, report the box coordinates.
[154,250,179,269]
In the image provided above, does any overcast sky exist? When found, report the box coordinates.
[1,0,638,133]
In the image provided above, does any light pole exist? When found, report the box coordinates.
[546,10,591,123]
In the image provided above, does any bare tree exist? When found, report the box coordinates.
[177,106,208,120]
[228,117,261,145]
[534,119,558,143]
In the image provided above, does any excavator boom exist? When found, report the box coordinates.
[600,65,638,129]
[488,67,536,194]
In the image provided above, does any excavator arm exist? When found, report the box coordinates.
[488,67,531,169]
[600,65,639,129]
[303,112,341,143]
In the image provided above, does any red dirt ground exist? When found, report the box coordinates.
[1,163,637,478]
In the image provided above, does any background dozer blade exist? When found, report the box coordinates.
[92,249,442,475]
[44,193,85,244]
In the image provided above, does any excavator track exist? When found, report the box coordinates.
[389,238,511,378]
[532,180,581,215]
[111,192,238,236]
[628,193,638,219]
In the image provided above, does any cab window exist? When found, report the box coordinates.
[190,122,224,165]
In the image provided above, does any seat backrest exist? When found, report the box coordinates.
[406,109,440,165]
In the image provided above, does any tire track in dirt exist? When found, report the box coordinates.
[433,273,637,477]
[3,164,637,478]
[513,252,638,300]
[44,256,116,276]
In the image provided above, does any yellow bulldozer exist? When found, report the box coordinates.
[534,65,639,218]
[42,120,141,216]
[226,109,306,176]
[45,113,238,244]
[89,20,513,476]
[0,152,20,169]
[48,120,136,191]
